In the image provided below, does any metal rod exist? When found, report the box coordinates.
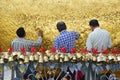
[2,64,4,80]
[11,64,14,80]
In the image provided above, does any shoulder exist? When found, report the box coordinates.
[69,31,79,35]
[12,38,19,42]
[102,29,109,33]
[87,32,94,40]
[88,32,93,37]
[102,29,110,35]
[12,38,30,43]
[70,31,77,33]
[11,38,19,45]
[55,36,60,41]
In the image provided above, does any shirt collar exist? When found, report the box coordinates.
[60,30,67,35]
[94,27,101,31]
[18,37,25,39]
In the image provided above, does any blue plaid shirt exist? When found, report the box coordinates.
[54,30,80,52]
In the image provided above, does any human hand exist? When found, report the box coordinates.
[38,29,43,37]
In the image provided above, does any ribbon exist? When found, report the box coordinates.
[0,47,2,53]
[59,47,67,53]
[8,47,14,54]
[111,48,119,55]
[40,47,46,54]
[102,48,109,55]
[91,48,98,55]
[50,47,56,55]
[80,48,88,54]
[76,63,82,70]
[71,48,76,54]
[74,70,83,80]
[30,46,36,54]
[20,46,26,54]
[61,64,67,72]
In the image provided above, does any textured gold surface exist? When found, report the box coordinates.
[0,0,120,51]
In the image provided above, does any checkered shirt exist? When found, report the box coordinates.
[54,30,79,52]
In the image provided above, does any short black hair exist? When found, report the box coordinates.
[16,27,25,37]
[89,19,99,27]
[56,21,66,32]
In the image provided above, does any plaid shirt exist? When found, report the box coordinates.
[54,30,79,52]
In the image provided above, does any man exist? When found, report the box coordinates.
[85,19,112,80]
[86,19,112,52]
[11,27,43,52]
[11,27,43,80]
[54,21,80,53]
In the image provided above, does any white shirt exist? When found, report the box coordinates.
[86,27,112,52]
[11,36,42,52]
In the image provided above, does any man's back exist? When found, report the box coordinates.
[11,27,43,52]
[86,27,112,52]
[11,37,42,52]
[54,30,79,52]
[12,38,31,52]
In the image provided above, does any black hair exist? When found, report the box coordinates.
[89,19,99,27]
[56,21,67,32]
[16,27,25,37]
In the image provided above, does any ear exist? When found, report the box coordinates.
[24,33,26,37]
[91,27,94,31]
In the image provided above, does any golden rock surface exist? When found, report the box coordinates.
[0,0,120,51]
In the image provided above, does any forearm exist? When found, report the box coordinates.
[31,36,42,47]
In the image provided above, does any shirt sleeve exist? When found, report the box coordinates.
[72,31,80,39]
[108,35,112,48]
[86,34,92,51]
[11,41,14,47]
[54,38,59,50]
[30,36,42,47]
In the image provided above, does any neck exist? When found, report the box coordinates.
[60,30,66,32]
[19,37,24,38]
[92,26,99,31]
